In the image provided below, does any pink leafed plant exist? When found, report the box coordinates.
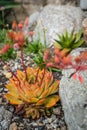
[43,47,87,83]
[0,44,10,54]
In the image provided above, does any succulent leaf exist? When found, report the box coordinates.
[5,94,23,105]
[44,95,60,108]
[36,98,45,106]
[26,107,40,119]
[54,41,62,49]
[47,80,59,96]
[72,39,84,49]
[75,29,83,42]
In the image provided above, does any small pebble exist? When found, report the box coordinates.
[61,126,67,130]
[53,107,61,115]
[9,122,18,130]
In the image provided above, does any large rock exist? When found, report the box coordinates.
[28,12,40,30]
[80,0,87,9]
[47,0,78,6]
[8,0,80,22]
[7,0,46,23]
[59,48,87,130]
[0,106,13,130]
[34,5,83,46]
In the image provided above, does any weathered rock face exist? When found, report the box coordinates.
[59,48,87,130]
[28,12,40,30]
[80,0,87,9]
[0,106,13,130]
[47,0,79,6]
[33,5,83,46]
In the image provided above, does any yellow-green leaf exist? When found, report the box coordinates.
[39,89,49,98]
[29,97,39,103]
[17,70,25,80]
[34,87,44,97]
[44,95,60,108]
[5,94,23,105]
[47,80,59,96]
[54,41,62,49]
[36,98,45,105]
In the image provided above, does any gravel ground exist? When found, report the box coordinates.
[0,52,67,130]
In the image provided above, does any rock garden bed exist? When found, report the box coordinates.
[0,4,87,130]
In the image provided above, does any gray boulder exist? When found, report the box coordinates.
[34,5,83,46]
[47,0,78,6]
[0,106,13,130]
[59,48,87,130]
[28,12,40,30]
[80,0,87,10]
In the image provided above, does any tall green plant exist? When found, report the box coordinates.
[25,29,48,68]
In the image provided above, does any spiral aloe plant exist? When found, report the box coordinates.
[54,29,84,52]
[4,67,60,119]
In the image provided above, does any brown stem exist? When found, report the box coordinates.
[35,67,40,83]
[20,48,28,80]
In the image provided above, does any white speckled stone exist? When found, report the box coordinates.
[34,5,83,46]
[59,48,87,130]
[80,0,87,9]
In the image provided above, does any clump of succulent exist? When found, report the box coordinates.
[43,47,87,83]
[4,66,60,119]
[25,27,48,69]
[0,44,16,60]
[43,48,72,70]
[54,29,84,51]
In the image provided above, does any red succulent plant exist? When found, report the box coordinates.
[0,44,10,54]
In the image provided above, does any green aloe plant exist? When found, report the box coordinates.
[54,29,84,52]
[24,31,47,68]
[27,39,44,54]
